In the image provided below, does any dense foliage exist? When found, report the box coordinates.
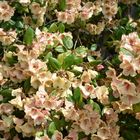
[0,0,140,140]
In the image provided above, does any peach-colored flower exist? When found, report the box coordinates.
[97,127,110,139]
[102,0,118,20]
[64,130,78,140]
[51,130,63,140]
[118,79,136,95]
[62,107,79,121]
[13,135,20,140]
[0,103,13,115]
[95,86,109,105]
[13,117,24,126]
[121,94,140,106]
[120,60,136,76]
[91,134,102,140]
[103,108,118,124]
[106,67,116,79]
[81,71,91,83]
[28,59,45,74]
[79,84,95,99]
[9,95,23,110]
[19,0,31,5]
[0,1,14,21]
[30,2,44,15]
[35,135,50,140]
[0,119,6,131]
[78,105,101,135]
[19,122,35,135]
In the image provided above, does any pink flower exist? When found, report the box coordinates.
[96,64,104,71]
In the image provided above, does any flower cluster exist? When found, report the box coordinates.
[119,32,140,76]
[0,0,140,139]
[0,1,14,22]
[56,1,102,24]
[86,22,105,35]
[102,0,118,20]
[0,28,17,46]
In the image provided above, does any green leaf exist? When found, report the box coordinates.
[36,131,44,137]
[16,21,24,29]
[89,60,102,66]
[73,87,83,107]
[115,26,126,39]
[62,54,82,69]
[91,44,97,51]
[6,52,18,66]
[23,78,31,93]
[120,48,133,56]
[48,122,56,135]
[0,88,13,103]
[87,56,95,62]
[48,57,61,71]
[93,102,101,113]
[88,99,101,113]
[23,27,34,46]
[133,102,140,113]
[49,23,58,33]
[122,129,139,140]
[62,54,75,69]
[58,23,65,33]
[75,46,88,57]
[1,20,15,30]
[59,0,66,11]
[111,55,121,65]
[78,132,86,139]
[55,45,65,53]
[62,36,73,49]
[73,87,81,101]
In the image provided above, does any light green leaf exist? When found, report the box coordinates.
[73,87,83,107]
[63,36,73,49]
[49,23,58,33]
[120,48,133,56]
[88,99,101,113]
[59,0,66,11]
[23,78,31,93]
[23,27,34,46]
[55,45,65,53]
[133,102,140,113]
[48,57,61,71]
[58,23,65,33]
[62,54,82,69]
[48,122,56,135]
[91,44,97,51]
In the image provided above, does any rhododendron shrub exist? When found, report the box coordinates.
[1,0,140,140]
